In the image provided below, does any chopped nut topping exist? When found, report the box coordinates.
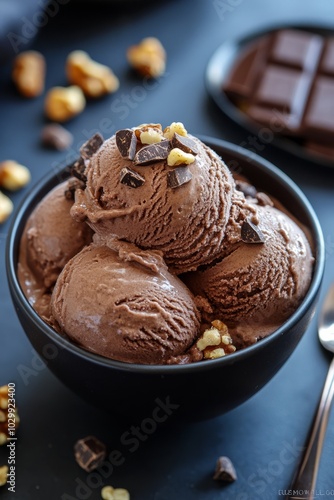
[197,328,221,351]
[134,123,162,138]
[163,122,188,140]
[196,321,236,359]
[140,129,164,144]
[12,50,45,98]
[167,148,195,167]
[44,85,86,122]
[101,485,130,500]
[0,160,31,191]
[66,50,119,98]
[206,348,226,360]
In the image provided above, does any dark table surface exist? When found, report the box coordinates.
[1,1,334,499]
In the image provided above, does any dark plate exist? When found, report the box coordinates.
[205,24,334,168]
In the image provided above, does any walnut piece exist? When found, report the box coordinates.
[0,192,14,224]
[127,37,166,78]
[196,321,236,359]
[163,122,188,140]
[101,485,130,500]
[12,50,45,98]
[66,50,119,98]
[44,85,86,122]
[167,148,195,167]
[0,160,31,191]
[0,465,8,487]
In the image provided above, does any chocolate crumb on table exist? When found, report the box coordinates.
[74,435,106,472]
[213,456,237,482]
[41,123,73,151]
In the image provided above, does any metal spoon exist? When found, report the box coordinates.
[286,283,334,500]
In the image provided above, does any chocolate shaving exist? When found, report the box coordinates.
[74,435,106,473]
[134,140,171,165]
[167,166,192,189]
[120,167,145,188]
[80,133,104,160]
[171,133,199,155]
[70,157,87,183]
[213,456,237,482]
[241,218,265,244]
[116,129,137,160]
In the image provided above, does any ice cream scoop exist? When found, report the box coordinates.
[184,203,314,347]
[18,180,93,320]
[51,238,201,364]
[71,123,235,274]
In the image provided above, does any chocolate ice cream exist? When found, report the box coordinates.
[71,123,235,274]
[184,204,314,347]
[18,180,93,321]
[17,122,315,363]
[51,238,200,364]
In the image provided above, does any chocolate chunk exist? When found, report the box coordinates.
[235,180,257,198]
[64,177,85,201]
[41,123,73,151]
[120,167,145,188]
[116,129,137,160]
[134,140,171,165]
[241,218,265,244]
[213,456,237,482]
[74,435,106,472]
[171,133,199,155]
[167,166,192,189]
[70,157,87,183]
[80,133,104,160]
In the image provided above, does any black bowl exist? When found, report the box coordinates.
[6,138,325,421]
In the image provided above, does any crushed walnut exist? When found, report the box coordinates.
[196,320,236,359]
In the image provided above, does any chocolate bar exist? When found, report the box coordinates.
[223,28,334,161]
